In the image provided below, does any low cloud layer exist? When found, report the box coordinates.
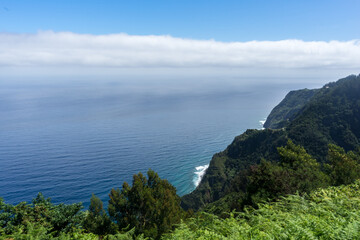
[1,31,359,71]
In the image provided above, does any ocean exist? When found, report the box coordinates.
[0,77,297,208]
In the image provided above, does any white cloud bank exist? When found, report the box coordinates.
[1,31,359,69]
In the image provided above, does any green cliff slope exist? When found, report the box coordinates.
[263,88,318,129]
[182,74,360,210]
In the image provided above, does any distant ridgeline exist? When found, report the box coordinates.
[181,74,360,210]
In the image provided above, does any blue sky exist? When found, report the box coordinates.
[0,0,359,83]
[1,0,359,41]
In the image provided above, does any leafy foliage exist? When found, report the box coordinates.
[1,144,360,239]
[182,74,360,210]
[325,144,360,185]
[264,88,318,129]
[246,140,330,206]
[108,169,184,239]
[181,128,288,210]
[0,194,147,239]
[0,193,86,238]
[166,180,360,239]
[83,194,117,236]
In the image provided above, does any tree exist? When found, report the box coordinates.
[0,193,85,237]
[84,194,116,237]
[0,198,15,235]
[108,169,184,239]
[277,140,329,193]
[326,144,360,185]
[247,140,329,206]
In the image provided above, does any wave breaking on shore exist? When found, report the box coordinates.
[193,164,209,187]
[259,118,266,129]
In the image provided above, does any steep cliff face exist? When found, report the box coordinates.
[263,88,318,129]
[181,74,360,211]
[181,129,287,210]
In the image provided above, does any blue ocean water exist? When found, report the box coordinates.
[0,78,292,208]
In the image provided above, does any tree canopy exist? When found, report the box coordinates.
[108,169,184,239]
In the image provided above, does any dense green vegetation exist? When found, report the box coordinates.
[2,141,360,239]
[1,74,360,239]
[264,88,318,129]
[192,140,360,215]
[0,193,98,239]
[245,140,330,206]
[166,180,360,239]
[181,128,288,210]
[0,170,185,239]
[107,170,185,239]
[182,74,360,210]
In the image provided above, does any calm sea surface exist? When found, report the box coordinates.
[0,78,294,208]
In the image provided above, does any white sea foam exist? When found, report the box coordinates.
[259,118,267,129]
[193,164,209,187]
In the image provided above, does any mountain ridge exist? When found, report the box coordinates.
[182,74,360,210]
[263,88,318,129]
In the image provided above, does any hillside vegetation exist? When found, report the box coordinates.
[2,164,360,239]
[182,74,360,210]
[167,180,360,240]
[263,88,318,129]
[1,74,360,239]
[1,131,360,239]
